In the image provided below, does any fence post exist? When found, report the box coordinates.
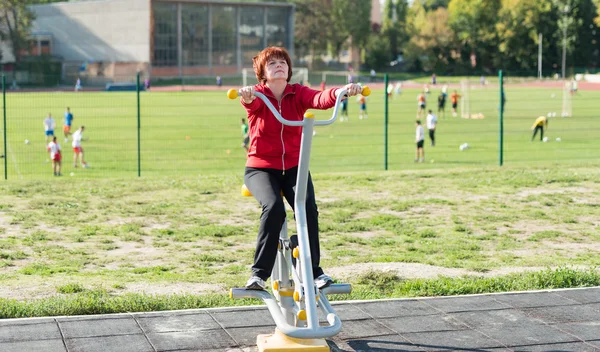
[384,74,389,171]
[2,75,6,180]
[499,70,504,166]
[137,72,141,177]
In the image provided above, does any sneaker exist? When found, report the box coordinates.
[245,276,266,290]
[315,274,334,289]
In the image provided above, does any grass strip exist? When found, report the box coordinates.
[1,267,597,319]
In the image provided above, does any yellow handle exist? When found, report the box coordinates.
[227,89,239,100]
[361,86,371,96]
[241,184,252,197]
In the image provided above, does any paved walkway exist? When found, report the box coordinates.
[1,287,599,352]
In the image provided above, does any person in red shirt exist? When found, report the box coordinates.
[238,47,362,290]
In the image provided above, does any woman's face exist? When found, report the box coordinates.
[265,57,288,82]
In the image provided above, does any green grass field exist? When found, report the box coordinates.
[0,83,599,318]
[2,84,599,179]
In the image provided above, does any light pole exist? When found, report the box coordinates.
[562,5,569,79]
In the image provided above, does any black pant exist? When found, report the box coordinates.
[429,129,435,146]
[244,166,323,281]
[532,126,544,141]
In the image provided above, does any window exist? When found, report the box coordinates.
[266,7,288,48]
[182,4,209,66]
[153,2,178,67]
[212,5,236,66]
[240,6,264,67]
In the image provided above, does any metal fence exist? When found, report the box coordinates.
[1,72,598,179]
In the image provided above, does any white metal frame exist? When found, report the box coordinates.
[228,87,367,339]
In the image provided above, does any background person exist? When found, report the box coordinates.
[450,90,461,117]
[47,136,62,176]
[415,120,425,163]
[241,118,249,152]
[43,113,55,143]
[237,46,362,291]
[531,115,548,141]
[340,97,349,122]
[72,126,88,168]
[417,92,426,118]
[426,109,438,146]
[64,107,74,141]
[437,92,447,119]
[358,94,367,120]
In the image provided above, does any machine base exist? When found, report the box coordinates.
[256,329,330,352]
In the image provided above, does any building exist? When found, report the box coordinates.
[25,0,294,83]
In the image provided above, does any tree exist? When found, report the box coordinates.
[364,33,391,70]
[382,0,409,61]
[0,0,65,64]
[292,0,333,68]
[330,0,371,67]
[448,0,502,72]
[496,0,554,71]
[0,0,35,64]
[404,2,455,72]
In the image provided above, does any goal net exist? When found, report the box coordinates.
[321,71,355,85]
[242,67,309,87]
[561,80,572,117]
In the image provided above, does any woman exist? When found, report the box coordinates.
[239,47,362,290]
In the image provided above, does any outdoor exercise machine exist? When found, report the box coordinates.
[227,85,370,351]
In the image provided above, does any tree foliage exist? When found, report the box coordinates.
[382,0,409,60]
[292,0,333,63]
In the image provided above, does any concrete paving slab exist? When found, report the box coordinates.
[208,307,275,328]
[0,321,62,342]
[64,334,154,352]
[522,304,600,324]
[146,329,238,351]
[136,310,223,332]
[589,340,600,348]
[555,287,600,304]
[58,316,142,338]
[512,342,600,351]
[494,292,577,308]
[401,329,505,350]
[377,314,469,333]
[475,323,580,347]
[341,334,424,351]
[351,299,439,318]
[422,294,512,313]
[335,319,396,340]
[0,339,67,352]
[329,302,376,320]
[553,322,600,341]
[450,309,545,328]
[0,317,56,326]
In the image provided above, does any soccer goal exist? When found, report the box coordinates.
[321,71,354,85]
[561,80,572,117]
[242,67,308,87]
[460,79,471,119]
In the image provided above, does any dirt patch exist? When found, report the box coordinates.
[123,282,223,295]
[326,262,596,281]
[516,187,594,198]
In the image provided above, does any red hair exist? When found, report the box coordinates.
[252,47,293,84]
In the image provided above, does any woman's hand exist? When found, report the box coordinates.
[240,86,256,104]
[343,83,362,97]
